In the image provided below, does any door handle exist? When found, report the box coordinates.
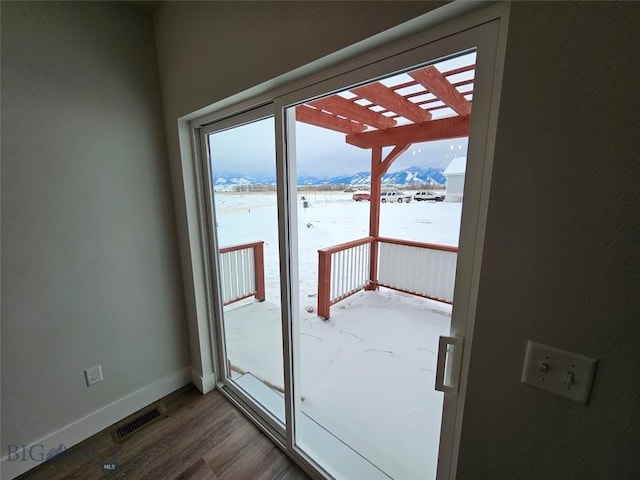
[435,335,464,394]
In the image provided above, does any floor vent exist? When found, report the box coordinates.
[110,404,165,443]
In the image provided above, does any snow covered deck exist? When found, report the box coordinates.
[224,288,452,480]
[317,235,457,319]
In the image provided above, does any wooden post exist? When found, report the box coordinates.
[317,249,332,319]
[254,242,266,302]
[366,147,383,290]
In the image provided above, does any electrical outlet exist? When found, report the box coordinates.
[85,365,103,386]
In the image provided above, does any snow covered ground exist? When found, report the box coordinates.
[215,191,461,305]
[215,191,462,479]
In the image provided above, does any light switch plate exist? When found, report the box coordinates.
[521,341,597,405]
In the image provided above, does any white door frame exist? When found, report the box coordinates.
[198,106,289,439]
[185,3,509,478]
[273,18,507,480]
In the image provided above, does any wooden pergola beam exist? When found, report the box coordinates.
[388,64,474,91]
[378,143,411,177]
[352,83,432,124]
[309,96,397,131]
[295,105,366,135]
[409,66,472,117]
[346,116,470,148]
[442,63,475,77]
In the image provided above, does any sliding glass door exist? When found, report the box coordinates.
[202,111,286,429]
[195,13,505,479]
[285,51,475,480]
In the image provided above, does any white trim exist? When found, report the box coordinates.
[190,367,216,394]
[176,119,217,389]
[0,368,191,480]
[276,105,301,451]
[197,108,289,439]
[192,124,225,387]
[446,6,511,480]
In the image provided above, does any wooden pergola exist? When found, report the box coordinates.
[295,60,475,292]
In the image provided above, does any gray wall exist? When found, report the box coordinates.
[153,1,640,479]
[3,1,638,478]
[154,1,442,119]
[1,1,189,452]
[457,3,640,479]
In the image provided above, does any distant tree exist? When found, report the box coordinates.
[232,184,277,192]
[297,183,349,192]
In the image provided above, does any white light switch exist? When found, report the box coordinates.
[521,341,597,405]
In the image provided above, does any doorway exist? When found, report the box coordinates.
[193,13,506,480]
[286,51,474,480]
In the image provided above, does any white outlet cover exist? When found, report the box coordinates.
[521,341,597,405]
[85,365,103,386]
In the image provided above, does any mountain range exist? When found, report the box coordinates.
[213,166,446,189]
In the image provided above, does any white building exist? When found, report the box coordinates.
[443,157,466,202]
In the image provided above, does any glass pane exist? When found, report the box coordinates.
[206,116,285,424]
[289,51,475,478]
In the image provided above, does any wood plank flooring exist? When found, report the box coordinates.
[17,386,309,480]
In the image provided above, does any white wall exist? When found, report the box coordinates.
[1,1,190,469]
[153,1,640,479]
[445,174,464,202]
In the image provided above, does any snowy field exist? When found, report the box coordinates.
[214,191,461,304]
[214,191,462,479]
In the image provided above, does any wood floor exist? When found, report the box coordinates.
[17,386,310,480]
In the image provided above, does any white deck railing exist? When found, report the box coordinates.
[219,241,266,306]
[377,237,457,304]
[317,236,457,319]
[317,237,373,319]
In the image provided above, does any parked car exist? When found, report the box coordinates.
[380,190,412,203]
[413,191,445,202]
[352,191,371,201]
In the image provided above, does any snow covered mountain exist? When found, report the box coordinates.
[379,166,446,186]
[213,166,445,189]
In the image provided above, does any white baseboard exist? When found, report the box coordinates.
[0,368,191,480]
[191,367,216,394]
